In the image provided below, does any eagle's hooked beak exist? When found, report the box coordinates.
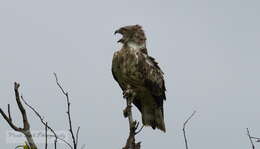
[114,29,124,43]
[114,29,120,35]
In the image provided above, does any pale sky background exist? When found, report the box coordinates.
[0,0,260,149]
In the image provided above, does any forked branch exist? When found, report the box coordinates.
[246,128,260,149]
[54,73,79,149]
[0,82,37,149]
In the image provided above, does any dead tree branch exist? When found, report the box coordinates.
[182,111,196,149]
[54,72,79,149]
[122,94,141,149]
[0,82,38,149]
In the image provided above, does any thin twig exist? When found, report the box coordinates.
[251,136,260,140]
[183,111,196,149]
[54,73,78,149]
[48,135,74,147]
[7,104,12,121]
[76,127,80,147]
[21,96,73,149]
[45,122,48,149]
[21,95,57,149]
[251,136,260,142]
[0,108,20,130]
[247,128,255,149]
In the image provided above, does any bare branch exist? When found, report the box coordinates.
[251,136,260,140]
[45,122,48,149]
[0,82,37,149]
[54,73,78,149]
[183,111,196,149]
[21,96,73,149]
[2,80,83,149]
[21,95,57,149]
[48,135,73,148]
[247,128,255,149]
[7,104,12,121]
[76,127,80,147]
[248,134,260,142]
[0,107,20,131]
[122,93,141,149]
[251,136,260,142]
[14,83,30,130]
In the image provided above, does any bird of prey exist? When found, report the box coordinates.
[112,25,166,132]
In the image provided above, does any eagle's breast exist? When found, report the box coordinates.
[116,46,144,89]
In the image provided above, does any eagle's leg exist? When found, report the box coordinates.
[123,88,135,118]
[123,106,130,118]
[123,88,134,99]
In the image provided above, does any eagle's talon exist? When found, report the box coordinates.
[123,89,134,99]
[123,104,132,118]
[123,108,128,118]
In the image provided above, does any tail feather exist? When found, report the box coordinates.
[142,106,166,132]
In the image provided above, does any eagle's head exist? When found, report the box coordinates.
[114,24,146,46]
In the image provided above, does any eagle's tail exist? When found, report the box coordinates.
[142,106,166,132]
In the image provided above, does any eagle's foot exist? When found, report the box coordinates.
[123,88,134,99]
[123,105,132,118]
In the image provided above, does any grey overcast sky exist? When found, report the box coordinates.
[0,0,259,148]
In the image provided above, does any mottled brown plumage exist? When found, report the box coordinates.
[112,25,166,132]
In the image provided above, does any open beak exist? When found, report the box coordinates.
[114,29,124,43]
[114,30,120,35]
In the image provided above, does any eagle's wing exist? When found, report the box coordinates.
[111,51,125,90]
[112,49,166,131]
[112,50,166,107]
[136,52,166,131]
[139,53,166,105]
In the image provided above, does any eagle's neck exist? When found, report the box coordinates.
[125,41,146,51]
